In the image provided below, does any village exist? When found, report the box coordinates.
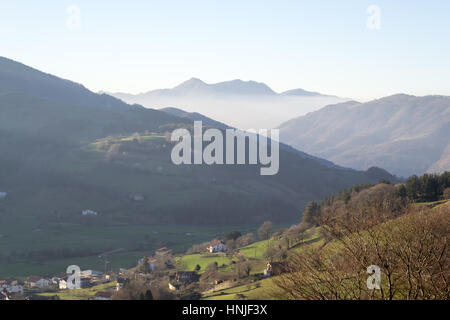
[0,222,305,300]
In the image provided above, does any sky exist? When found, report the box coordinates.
[1,0,449,101]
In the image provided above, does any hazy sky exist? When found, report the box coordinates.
[1,1,449,101]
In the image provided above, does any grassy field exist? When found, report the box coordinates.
[0,223,258,279]
[177,253,234,273]
[37,281,117,300]
[203,277,278,300]
[238,240,271,260]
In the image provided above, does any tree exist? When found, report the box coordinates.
[237,261,252,278]
[139,289,153,300]
[302,201,320,225]
[235,233,254,247]
[273,204,449,300]
[140,257,150,274]
[224,231,242,241]
[444,187,450,200]
[258,221,273,240]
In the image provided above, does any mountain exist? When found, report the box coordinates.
[160,107,231,130]
[159,107,350,170]
[0,56,398,225]
[0,57,138,112]
[279,94,450,177]
[0,57,401,277]
[108,79,346,130]
[281,88,336,97]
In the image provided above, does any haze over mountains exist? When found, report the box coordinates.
[108,78,345,130]
[0,56,394,230]
[279,95,450,177]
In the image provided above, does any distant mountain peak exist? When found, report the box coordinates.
[174,77,208,90]
[281,88,337,98]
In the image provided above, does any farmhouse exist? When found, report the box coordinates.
[0,280,24,295]
[58,279,67,290]
[116,277,126,291]
[208,240,227,253]
[169,271,199,291]
[155,247,172,256]
[25,276,42,288]
[264,262,289,277]
[176,271,198,284]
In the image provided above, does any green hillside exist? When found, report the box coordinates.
[0,57,398,278]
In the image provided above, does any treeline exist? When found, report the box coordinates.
[274,172,450,300]
[397,172,450,202]
[302,172,450,226]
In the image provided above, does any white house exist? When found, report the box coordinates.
[58,279,67,290]
[7,285,24,294]
[36,278,52,288]
[208,240,227,253]
[1,283,24,295]
[0,192,7,199]
[82,209,98,216]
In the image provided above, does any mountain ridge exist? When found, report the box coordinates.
[110,78,334,98]
[279,94,450,177]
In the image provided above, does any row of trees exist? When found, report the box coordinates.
[275,204,449,300]
[301,172,450,226]
[397,172,450,202]
[274,172,450,300]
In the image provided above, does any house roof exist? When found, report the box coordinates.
[26,276,42,282]
[81,270,102,276]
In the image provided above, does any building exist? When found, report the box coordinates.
[155,247,172,256]
[175,271,199,284]
[25,276,43,288]
[81,270,103,277]
[168,282,178,291]
[58,279,67,290]
[7,285,24,294]
[264,262,289,277]
[0,281,24,295]
[36,278,52,288]
[169,271,199,291]
[82,209,98,216]
[116,278,126,291]
[138,257,157,272]
[208,240,227,253]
